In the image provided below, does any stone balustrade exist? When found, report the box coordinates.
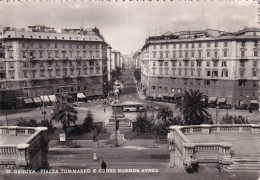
[0,126,48,170]
[167,124,260,171]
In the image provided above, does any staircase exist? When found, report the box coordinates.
[223,153,260,171]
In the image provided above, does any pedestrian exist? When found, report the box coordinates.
[101,160,107,172]
[93,134,96,142]
[191,156,199,172]
[186,156,193,173]
[104,107,106,113]
[93,152,98,161]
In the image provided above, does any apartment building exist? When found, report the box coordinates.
[0,25,108,109]
[140,27,259,107]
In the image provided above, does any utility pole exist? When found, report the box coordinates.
[216,105,219,124]
[114,98,118,147]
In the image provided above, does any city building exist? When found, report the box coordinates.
[140,27,259,107]
[0,25,108,109]
[133,51,141,69]
[0,126,49,170]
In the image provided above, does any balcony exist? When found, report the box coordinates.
[212,57,219,61]
[196,57,203,61]
[238,76,246,80]
[211,76,218,80]
[195,75,202,80]
[240,56,248,61]
[170,57,177,61]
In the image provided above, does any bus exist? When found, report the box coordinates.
[123,102,145,112]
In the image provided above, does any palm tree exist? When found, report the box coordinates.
[157,107,173,123]
[176,89,210,125]
[51,94,78,136]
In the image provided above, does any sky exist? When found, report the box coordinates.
[0,1,258,55]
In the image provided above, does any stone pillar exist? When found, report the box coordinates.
[201,124,210,134]
[251,124,260,134]
[183,143,195,166]
[16,144,29,168]
[221,142,232,165]
[9,126,18,136]
[36,127,49,169]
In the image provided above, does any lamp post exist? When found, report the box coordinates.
[114,94,118,147]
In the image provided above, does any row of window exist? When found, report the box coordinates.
[21,42,101,50]
[151,68,257,77]
[7,67,101,79]
[151,60,258,67]
[151,41,258,50]
[151,49,258,58]
[150,86,257,97]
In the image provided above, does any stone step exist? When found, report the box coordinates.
[232,158,260,162]
[230,163,260,167]
[224,166,260,170]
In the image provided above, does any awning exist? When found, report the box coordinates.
[48,95,57,102]
[158,94,163,98]
[32,97,42,103]
[24,98,33,104]
[218,97,227,103]
[161,93,169,97]
[251,100,258,104]
[174,93,182,97]
[77,93,86,98]
[93,90,103,96]
[168,93,175,98]
[40,95,50,103]
[84,91,95,97]
[209,97,217,102]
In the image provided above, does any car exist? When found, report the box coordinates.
[145,96,153,101]
[154,106,159,111]
[235,104,248,110]
[219,104,232,109]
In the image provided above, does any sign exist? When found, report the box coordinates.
[59,133,66,142]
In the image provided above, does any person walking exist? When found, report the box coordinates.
[186,156,193,173]
[101,160,107,172]
[104,107,106,113]
[93,152,98,161]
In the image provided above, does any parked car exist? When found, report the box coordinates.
[219,104,232,109]
[145,96,153,101]
[235,104,248,110]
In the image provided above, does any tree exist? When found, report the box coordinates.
[16,117,39,127]
[51,94,78,136]
[220,115,249,124]
[39,119,56,134]
[168,115,185,126]
[176,89,210,125]
[135,112,153,133]
[157,108,173,123]
[133,69,141,82]
[82,110,94,133]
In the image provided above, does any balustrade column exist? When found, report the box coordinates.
[16,144,29,168]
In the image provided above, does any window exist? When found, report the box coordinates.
[48,51,51,59]
[31,43,33,47]
[22,43,25,47]
[206,61,210,67]
[254,50,258,57]
[172,61,176,67]
[192,43,194,48]
[239,70,244,77]
[152,69,155,74]
[69,44,72,49]
[207,71,211,76]
[213,61,218,67]
[198,51,202,57]
[241,42,245,46]
[197,61,201,67]
[158,86,162,90]
[153,52,157,58]
[160,45,163,49]
[252,91,256,96]
[198,43,202,48]
[166,52,169,58]
[191,52,195,57]
[23,71,28,78]
[178,70,181,75]
[224,51,228,57]
[166,44,169,49]
[191,70,194,76]
[159,62,163,66]
[40,61,44,67]
[39,43,42,48]
[55,51,59,58]
[173,44,176,49]
[240,91,243,96]
[185,52,188,58]
[238,80,246,86]
[179,44,182,49]
[39,51,43,58]
[185,70,188,76]
[214,42,218,47]
[154,45,156,49]
[253,61,257,66]
[191,61,194,67]
[165,62,168,66]
[197,71,201,76]
[253,70,257,77]
[160,52,163,58]
[179,52,182,58]
[153,61,156,66]
[164,87,168,91]
[172,52,176,58]
[207,51,210,57]
[214,51,218,57]
[179,61,182,66]
[159,68,162,75]
[184,61,188,66]
[241,51,245,57]
[152,86,156,90]
[240,61,245,67]
[204,80,210,86]
[55,43,58,48]
[47,43,50,48]
[224,42,228,47]
[222,61,227,67]
[76,44,79,49]
[48,69,52,77]
[221,71,228,77]
[56,69,60,76]
[185,44,188,48]
[207,42,210,48]
[40,70,45,77]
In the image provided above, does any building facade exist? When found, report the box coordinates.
[0,25,108,109]
[140,28,259,106]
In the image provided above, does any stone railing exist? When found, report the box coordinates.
[167,124,260,171]
[181,124,260,135]
[0,126,48,170]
